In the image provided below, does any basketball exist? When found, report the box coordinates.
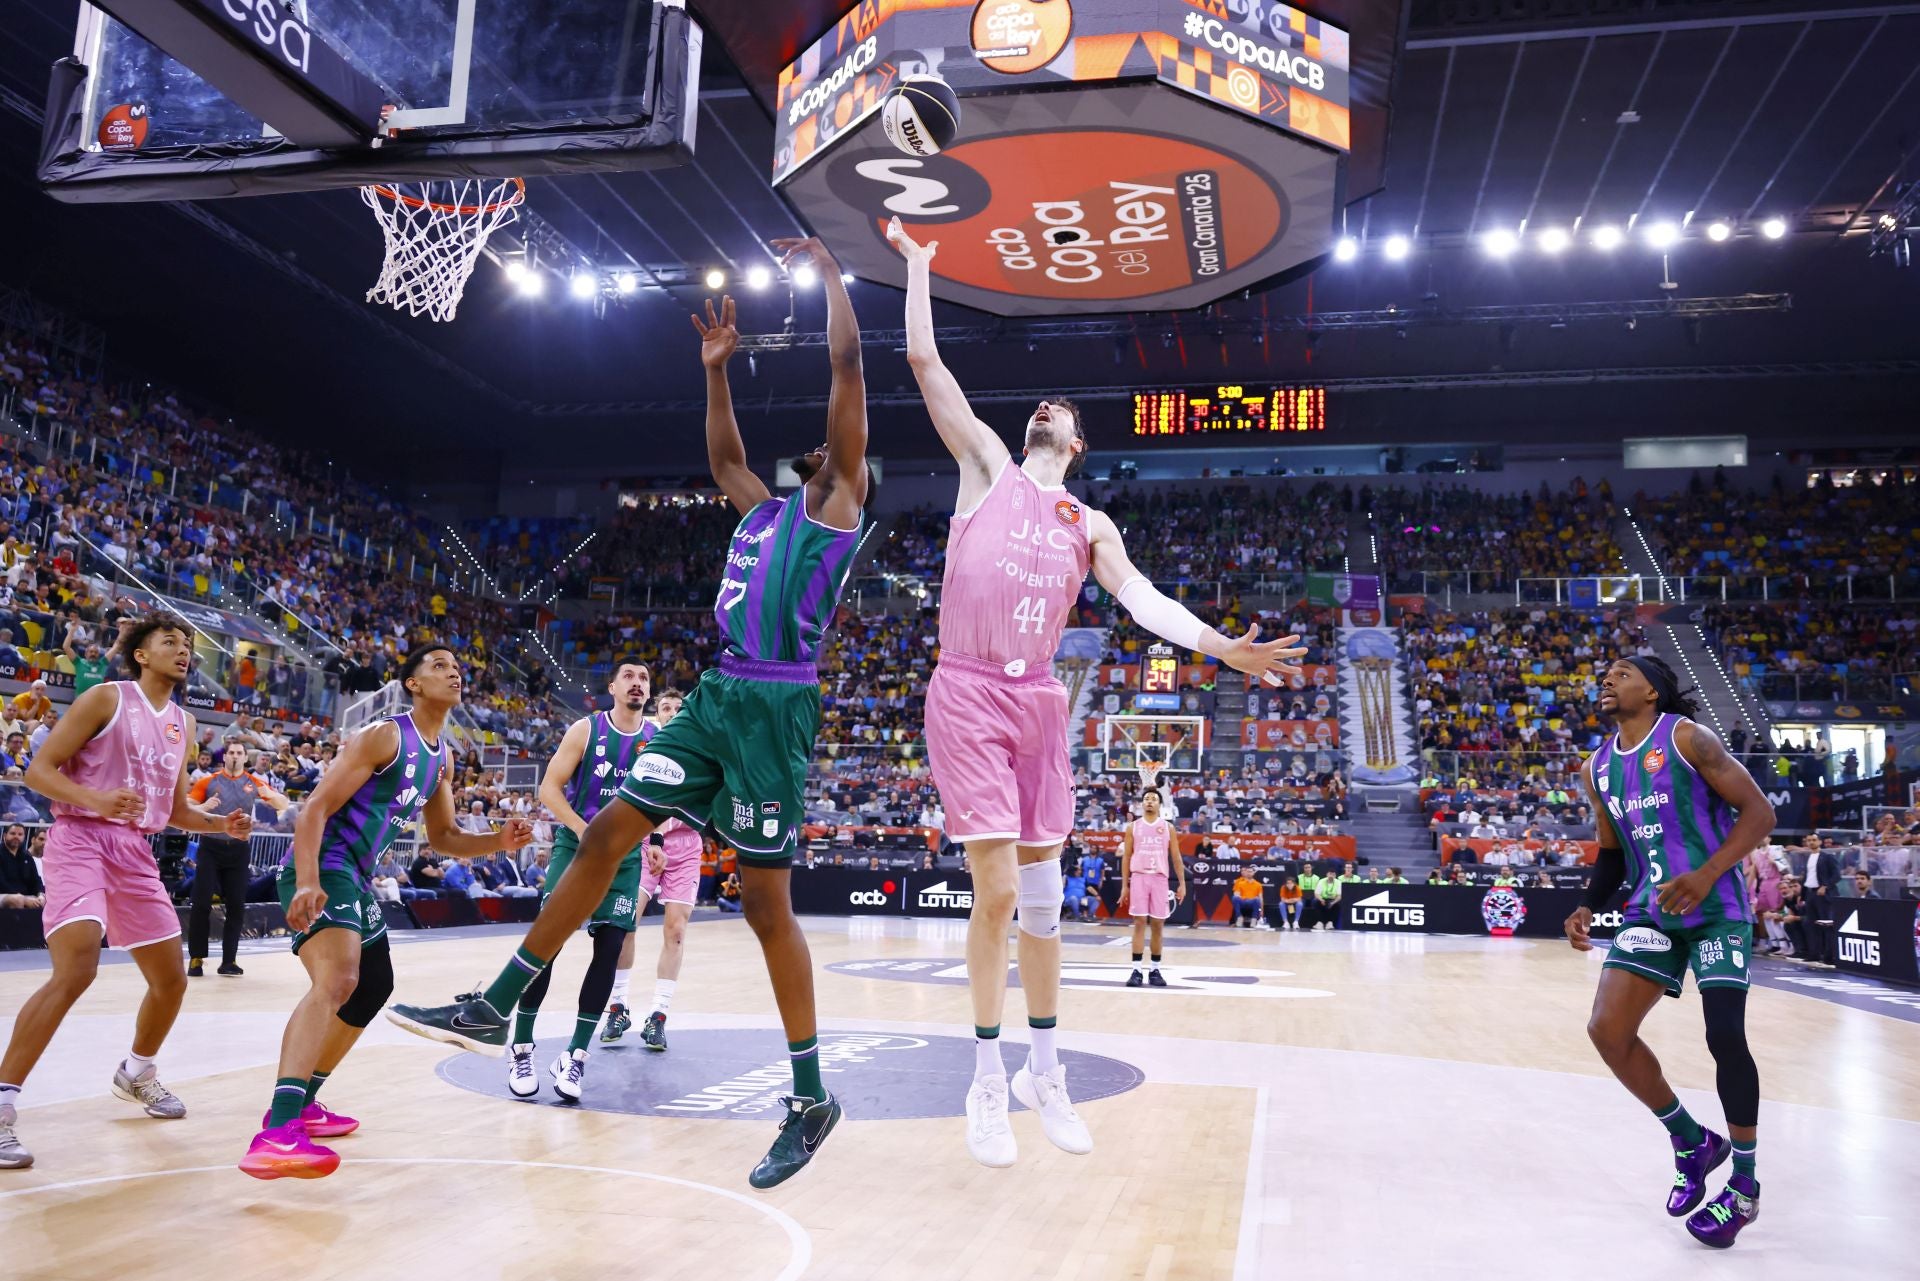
[880,74,960,157]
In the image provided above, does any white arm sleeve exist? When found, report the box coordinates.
[1115,576,1208,652]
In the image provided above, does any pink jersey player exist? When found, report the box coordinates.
[43,681,194,948]
[642,816,704,907]
[925,461,1089,845]
[1124,815,1173,920]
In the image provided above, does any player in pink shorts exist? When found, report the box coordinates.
[603,688,707,1053]
[0,615,252,1171]
[891,220,1307,1169]
[1120,789,1187,988]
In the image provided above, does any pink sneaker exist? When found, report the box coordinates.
[258,1103,360,1139]
[238,1122,340,1180]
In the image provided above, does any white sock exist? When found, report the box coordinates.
[123,1051,155,1079]
[1026,1023,1059,1076]
[974,1034,1005,1082]
[652,978,676,1017]
[0,1083,20,1110]
[608,970,631,1008]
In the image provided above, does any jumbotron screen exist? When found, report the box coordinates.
[1132,386,1328,436]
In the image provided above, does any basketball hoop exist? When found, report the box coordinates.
[361,177,525,323]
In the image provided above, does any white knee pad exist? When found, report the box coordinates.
[1016,859,1064,939]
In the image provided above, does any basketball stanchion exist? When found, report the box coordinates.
[361,177,526,322]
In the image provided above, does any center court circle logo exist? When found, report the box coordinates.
[828,957,1333,999]
[436,1029,1142,1121]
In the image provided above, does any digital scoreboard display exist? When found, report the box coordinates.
[1132,386,1328,436]
[1142,649,1180,693]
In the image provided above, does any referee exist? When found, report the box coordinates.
[186,742,289,977]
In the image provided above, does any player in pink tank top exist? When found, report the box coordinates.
[0,615,253,1172]
[605,688,706,1053]
[1120,789,1187,987]
[890,219,1311,1170]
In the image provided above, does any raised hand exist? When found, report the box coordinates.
[498,816,535,852]
[885,216,938,263]
[1214,623,1309,686]
[690,296,740,369]
[772,236,837,274]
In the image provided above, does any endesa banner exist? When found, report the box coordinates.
[1340,883,1629,940]
[790,867,977,919]
[1832,897,1920,988]
[1440,837,1598,866]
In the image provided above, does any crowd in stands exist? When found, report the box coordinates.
[1372,478,1623,589]
[1636,468,1920,590]
[1701,602,1919,702]
[552,496,739,607]
[1404,606,1652,779]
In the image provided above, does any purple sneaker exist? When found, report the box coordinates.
[1667,1129,1731,1216]
[1686,1173,1759,1248]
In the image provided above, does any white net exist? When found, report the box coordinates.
[361,178,524,322]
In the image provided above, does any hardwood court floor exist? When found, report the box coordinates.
[2,915,1915,1280]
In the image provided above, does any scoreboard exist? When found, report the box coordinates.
[1141,645,1180,693]
[1132,385,1328,436]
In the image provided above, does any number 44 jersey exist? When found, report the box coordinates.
[938,460,1091,673]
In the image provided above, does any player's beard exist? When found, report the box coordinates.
[1024,417,1073,463]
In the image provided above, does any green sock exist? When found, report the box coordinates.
[268,1077,308,1128]
[1653,1097,1705,1146]
[482,946,549,1016]
[1731,1139,1757,1182]
[513,1005,540,1046]
[789,1036,824,1102]
[303,1070,329,1107]
[569,1015,598,1055]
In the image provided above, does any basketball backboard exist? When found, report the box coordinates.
[40,0,701,202]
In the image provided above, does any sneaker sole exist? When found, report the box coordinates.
[0,1153,33,1169]
[110,1082,185,1119]
[306,1122,359,1138]
[384,1009,507,1058]
[239,1153,340,1181]
[1009,1072,1094,1156]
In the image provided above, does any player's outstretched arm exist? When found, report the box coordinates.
[692,295,773,516]
[1656,722,1776,917]
[886,217,1008,497]
[777,236,868,524]
[1567,759,1622,951]
[1087,510,1308,686]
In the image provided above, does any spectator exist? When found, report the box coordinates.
[410,849,446,896]
[1851,870,1880,900]
[717,871,743,913]
[1449,865,1473,886]
[1310,870,1342,931]
[0,630,22,670]
[1766,878,1809,957]
[0,822,43,908]
[1382,867,1409,885]
[1231,866,1264,929]
[1276,875,1303,930]
[459,799,493,836]
[0,732,29,774]
[1425,868,1446,885]
[489,852,538,899]
[9,679,51,724]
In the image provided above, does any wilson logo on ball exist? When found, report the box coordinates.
[881,75,962,157]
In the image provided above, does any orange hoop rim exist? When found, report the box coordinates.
[367,176,525,216]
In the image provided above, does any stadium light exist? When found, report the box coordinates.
[569,271,598,300]
[1591,225,1624,251]
[1706,221,1731,243]
[1383,234,1411,261]
[1761,216,1788,240]
[1643,221,1679,249]
[1536,227,1570,254]
[704,268,726,291]
[515,268,545,298]
[503,258,530,282]
[1333,236,1359,262]
[1482,228,1519,257]
[792,264,818,288]
[613,272,638,295]
[746,265,773,290]
[841,272,856,284]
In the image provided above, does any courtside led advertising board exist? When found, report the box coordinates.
[775,0,1350,315]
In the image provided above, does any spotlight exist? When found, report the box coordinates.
[569,271,598,300]
[1482,228,1519,257]
[746,265,773,290]
[504,259,529,282]
[1761,216,1788,240]
[792,264,818,288]
[704,269,726,290]
[1333,237,1359,262]
[515,268,545,298]
[841,271,856,284]
[1592,225,1624,250]
[1643,221,1679,249]
[1706,221,1731,242]
[614,272,638,295]
[1383,234,1411,261]
[1537,227,1570,254]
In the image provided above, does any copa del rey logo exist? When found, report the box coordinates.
[1054,499,1082,525]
